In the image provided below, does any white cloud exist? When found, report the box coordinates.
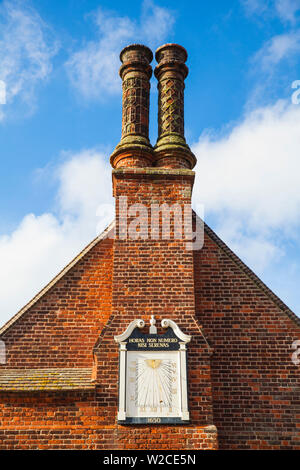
[242,0,272,17]
[65,0,175,100]
[0,150,113,327]
[210,216,284,273]
[2,103,300,324]
[0,0,59,120]
[243,2,300,107]
[141,0,176,46]
[253,31,300,70]
[56,150,112,218]
[246,30,300,106]
[242,0,300,70]
[275,0,300,24]
[242,0,300,23]
[65,11,133,98]
[192,100,300,271]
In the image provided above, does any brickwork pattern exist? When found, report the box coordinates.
[122,76,150,138]
[154,44,196,170]
[155,44,187,140]
[120,44,153,140]
[157,77,184,137]
[110,44,154,169]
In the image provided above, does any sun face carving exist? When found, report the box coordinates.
[126,351,180,418]
[135,358,174,409]
[146,359,161,369]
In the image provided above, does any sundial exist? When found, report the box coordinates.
[114,316,191,424]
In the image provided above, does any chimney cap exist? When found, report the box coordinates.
[120,44,153,63]
[155,43,188,62]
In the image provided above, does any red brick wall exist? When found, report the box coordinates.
[0,391,217,450]
[194,230,300,450]
[92,168,217,448]
[1,167,299,450]
[0,168,218,450]
[0,237,113,368]
[112,168,196,321]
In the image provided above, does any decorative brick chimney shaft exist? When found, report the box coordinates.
[154,44,196,169]
[110,44,154,169]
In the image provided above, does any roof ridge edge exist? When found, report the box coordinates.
[200,216,300,328]
[0,221,115,337]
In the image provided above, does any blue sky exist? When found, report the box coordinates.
[1,0,300,326]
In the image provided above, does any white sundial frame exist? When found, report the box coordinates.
[114,318,191,424]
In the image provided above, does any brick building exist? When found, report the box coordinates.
[0,44,299,450]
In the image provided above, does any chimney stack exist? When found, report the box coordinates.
[154,44,196,169]
[110,44,154,169]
